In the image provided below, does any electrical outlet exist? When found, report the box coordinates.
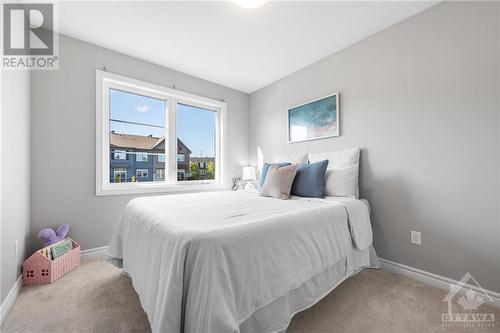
[411,231,421,245]
[13,240,19,257]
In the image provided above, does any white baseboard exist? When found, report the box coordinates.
[379,258,500,308]
[80,245,110,262]
[0,275,22,326]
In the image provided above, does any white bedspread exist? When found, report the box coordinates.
[108,191,374,333]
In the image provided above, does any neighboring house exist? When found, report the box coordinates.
[190,157,215,180]
[176,139,191,180]
[109,132,191,183]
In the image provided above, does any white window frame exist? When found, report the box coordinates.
[113,168,127,183]
[154,168,165,180]
[135,152,149,162]
[136,169,149,178]
[113,149,126,160]
[96,70,226,196]
[177,153,185,162]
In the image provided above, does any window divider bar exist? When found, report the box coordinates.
[168,98,177,184]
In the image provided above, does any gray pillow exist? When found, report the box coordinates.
[259,164,297,200]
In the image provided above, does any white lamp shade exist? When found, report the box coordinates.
[242,166,256,181]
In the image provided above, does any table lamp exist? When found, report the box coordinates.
[242,166,256,190]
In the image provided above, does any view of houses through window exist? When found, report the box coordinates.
[109,88,166,183]
[177,103,216,182]
[109,89,216,183]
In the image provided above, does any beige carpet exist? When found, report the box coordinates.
[3,259,499,332]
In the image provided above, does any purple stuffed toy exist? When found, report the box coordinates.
[37,224,70,247]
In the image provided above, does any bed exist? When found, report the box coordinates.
[108,190,379,333]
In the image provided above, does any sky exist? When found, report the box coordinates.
[109,89,216,157]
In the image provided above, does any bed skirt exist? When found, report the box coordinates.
[239,246,380,333]
[107,246,378,333]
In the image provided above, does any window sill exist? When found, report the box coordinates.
[96,182,227,196]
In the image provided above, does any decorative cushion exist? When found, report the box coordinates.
[259,162,291,189]
[259,164,297,200]
[291,160,329,198]
[273,153,308,164]
[309,148,360,198]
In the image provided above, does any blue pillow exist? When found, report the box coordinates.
[291,160,329,198]
[259,162,291,189]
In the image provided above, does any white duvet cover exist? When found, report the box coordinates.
[108,191,377,333]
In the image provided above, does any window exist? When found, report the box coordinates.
[154,168,165,180]
[136,169,148,178]
[113,150,126,160]
[136,153,149,162]
[177,104,216,181]
[177,154,185,163]
[114,168,127,183]
[108,87,164,185]
[97,70,226,195]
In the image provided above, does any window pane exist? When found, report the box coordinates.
[177,103,216,181]
[154,168,165,181]
[109,89,167,183]
[113,150,126,160]
[136,169,148,178]
[113,168,127,183]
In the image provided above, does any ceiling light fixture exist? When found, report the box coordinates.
[233,0,268,9]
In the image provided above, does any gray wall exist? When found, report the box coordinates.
[249,2,500,292]
[31,35,249,251]
[1,70,31,303]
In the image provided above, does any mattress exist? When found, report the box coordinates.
[108,190,378,333]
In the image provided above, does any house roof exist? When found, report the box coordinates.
[110,132,163,150]
[110,132,191,153]
[177,138,191,154]
[190,157,215,163]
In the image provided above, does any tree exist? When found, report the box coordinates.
[207,161,215,179]
[190,161,200,180]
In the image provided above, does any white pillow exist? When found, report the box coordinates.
[324,164,359,197]
[308,147,359,168]
[309,148,360,198]
[272,153,308,164]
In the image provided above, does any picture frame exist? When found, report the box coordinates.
[287,93,340,143]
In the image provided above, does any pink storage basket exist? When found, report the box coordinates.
[23,239,81,286]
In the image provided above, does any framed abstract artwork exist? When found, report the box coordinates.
[287,93,339,143]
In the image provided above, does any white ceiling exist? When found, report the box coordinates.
[59,1,437,93]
